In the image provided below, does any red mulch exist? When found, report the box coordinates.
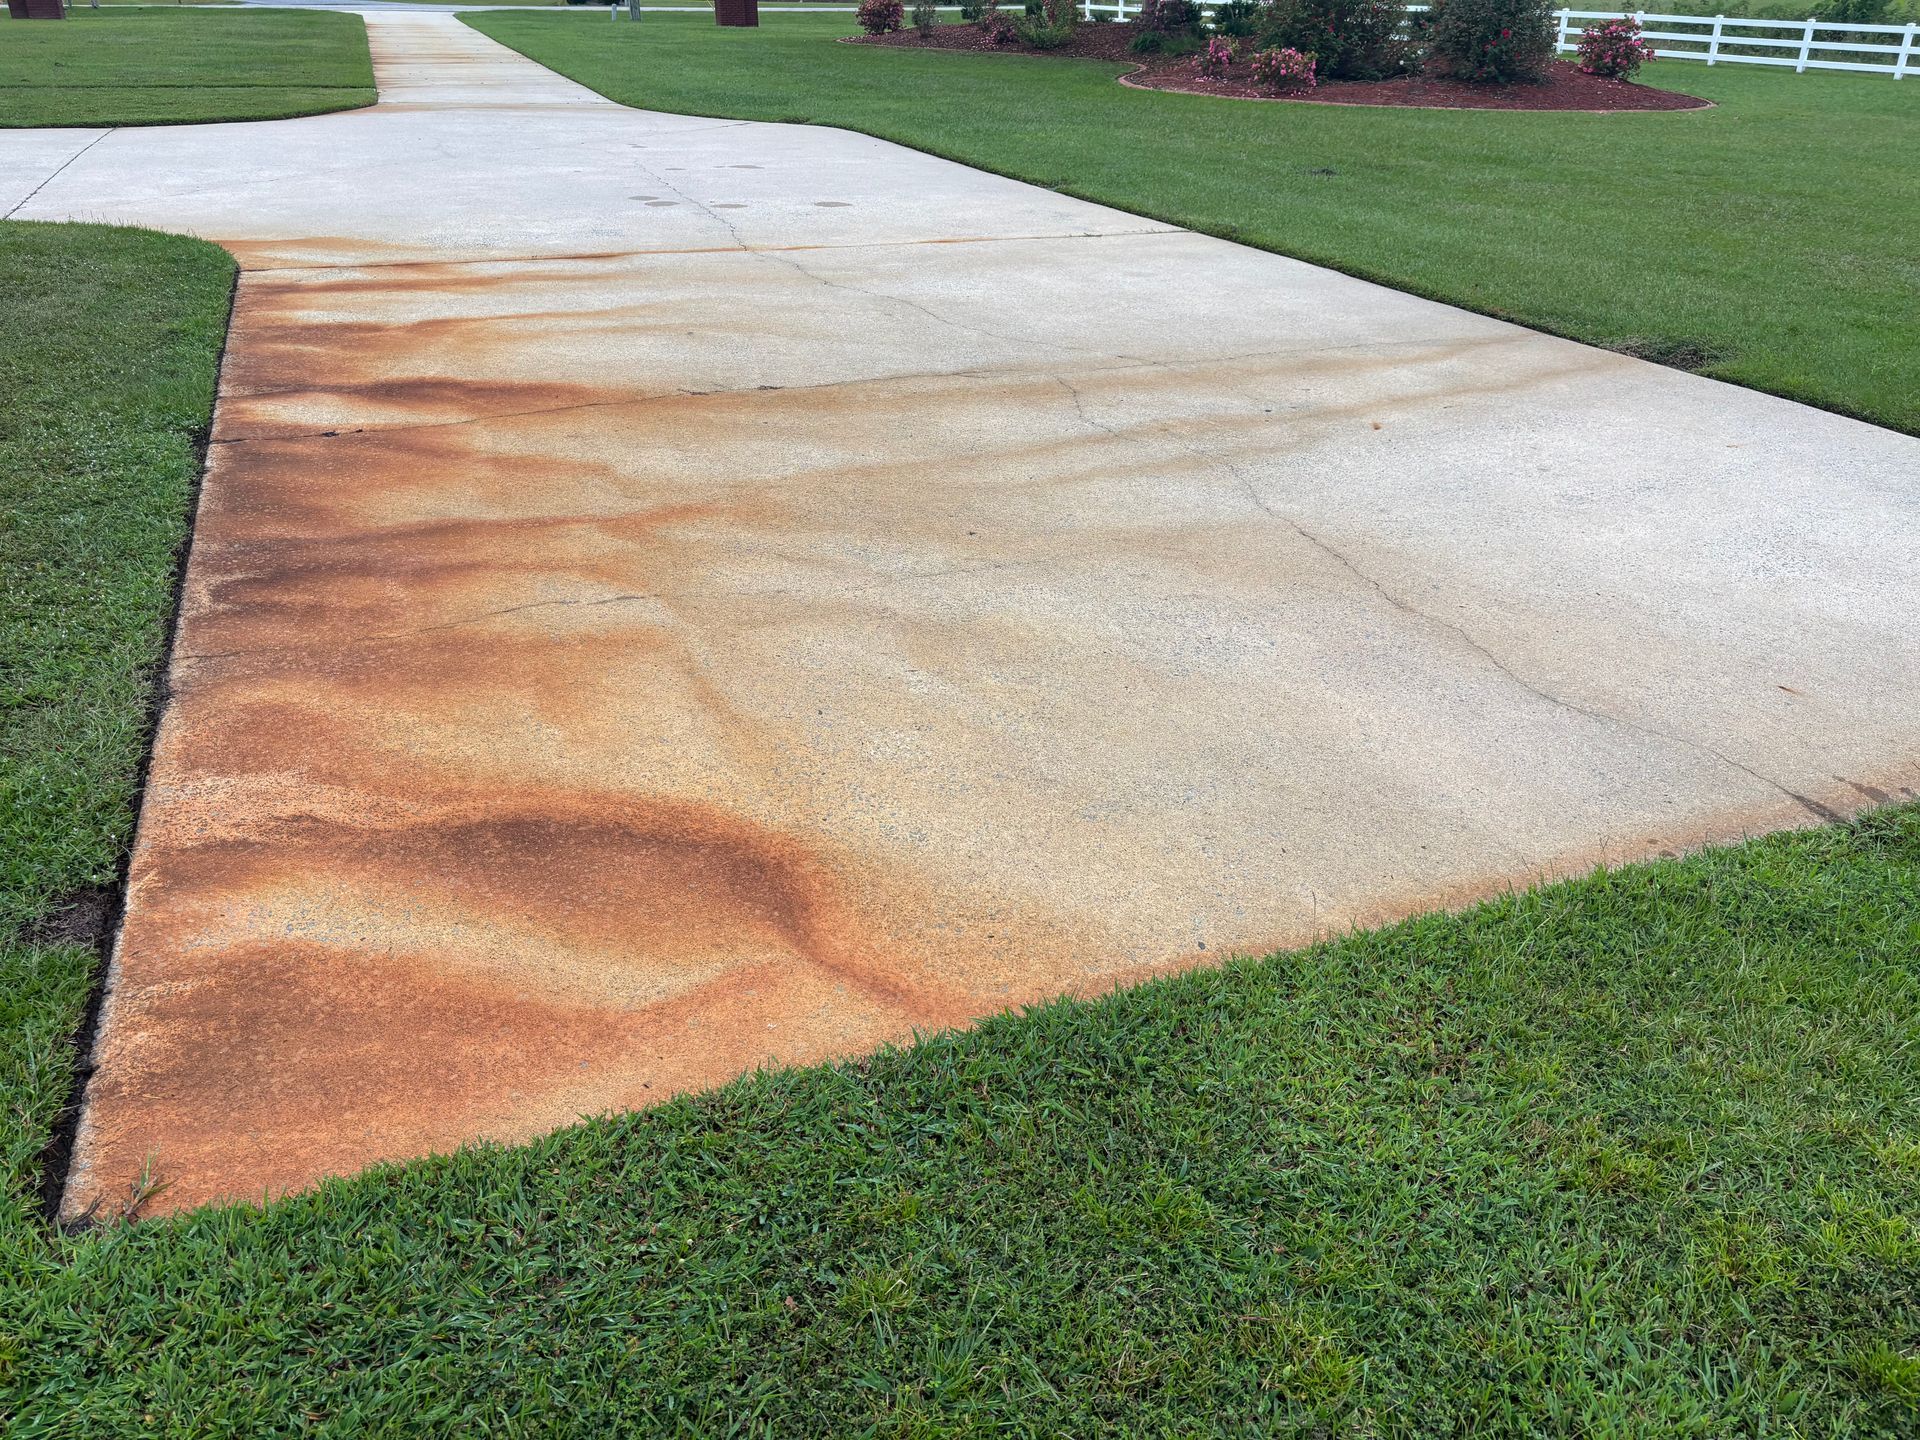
[851,24,1711,113]
[855,19,1142,61]
[1132,56,1709,111]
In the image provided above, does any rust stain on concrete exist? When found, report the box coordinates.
[72,269,1165,1212]
[41,15,1920,1221]
[67,252,1920,1217]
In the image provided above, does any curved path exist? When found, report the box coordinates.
[5,14,1916,1217]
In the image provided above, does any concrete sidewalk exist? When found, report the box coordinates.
[5,13,1915,1218]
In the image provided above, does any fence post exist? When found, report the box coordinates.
[1897,22,1916,80]
[1796,15,1815,72]
[1708,14,1722,65]
[1555,8,1570,52]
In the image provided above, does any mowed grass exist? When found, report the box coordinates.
[0,236,1916,1431]
[0,221,233,1233]
[0,9,373,128]
[2,806,1916,1432]
[0,56,1916,1439]
[470,12,1920,435]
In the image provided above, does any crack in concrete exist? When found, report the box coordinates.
[1300,516,1841,822]
[51,7,1916,1225]
[790,555,1053,607]
[772,245,1070,355]
[1054,375,1132,442]
[627,151,1090,356]
[5,127,118,220]
[1057,386,1841,824]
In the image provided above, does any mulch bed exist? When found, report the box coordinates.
[857,19,1143,61]
[1131,56,1709,111]
[852,24,1710,113]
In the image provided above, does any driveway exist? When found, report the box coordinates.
[6,13,1916,1217]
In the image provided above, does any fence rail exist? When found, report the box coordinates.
[1078,4,1917,76]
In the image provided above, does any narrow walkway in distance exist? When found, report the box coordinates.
[1,14,1914,1218]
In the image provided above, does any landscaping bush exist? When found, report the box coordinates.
[1137,0,1202,29]
[1210,0,1263,35]
[1255,0,1417,80]
[1771,0,1912,49]
[1576,14,1656,78]
[1014,0,1080,47]
[1424,0,1557,82]
[1196,33,1237,73]
[913,0,940,34]
[1250,43,1318,87]
[1130,28,1206,53]
[1806,0,1896,21]
[1127,0,1199,48]
[958,0,986,16]
[1130,0,1206,51]
[856,0,905,34]
[979,2,1020,42]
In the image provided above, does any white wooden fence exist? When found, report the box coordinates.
[1554,10,1917,73]
[1078,4,1918,76]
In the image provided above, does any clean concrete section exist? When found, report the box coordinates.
[7,14,1915,1218]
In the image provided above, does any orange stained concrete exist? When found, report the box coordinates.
[4,16,1914,1217]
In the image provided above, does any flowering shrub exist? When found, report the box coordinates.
[1137,0,1202,31]
[856,0,904,34]
[1250,44,1318,88]
[1014,0,1079,47]
[1211,0,1262,34]
[1256,0,1416,80]
[980,5,1020,42]
[1425,0,1556,81]
[1576,15,1657,78]
[1196,34,1238,74]
[1129,0,1205,51]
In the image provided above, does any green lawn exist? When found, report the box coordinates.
[1,31,1917,1437]
[469,11,1920,436]
[0,9,373,128]
[0,243,1914,1439]
[0,220,234,1234]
